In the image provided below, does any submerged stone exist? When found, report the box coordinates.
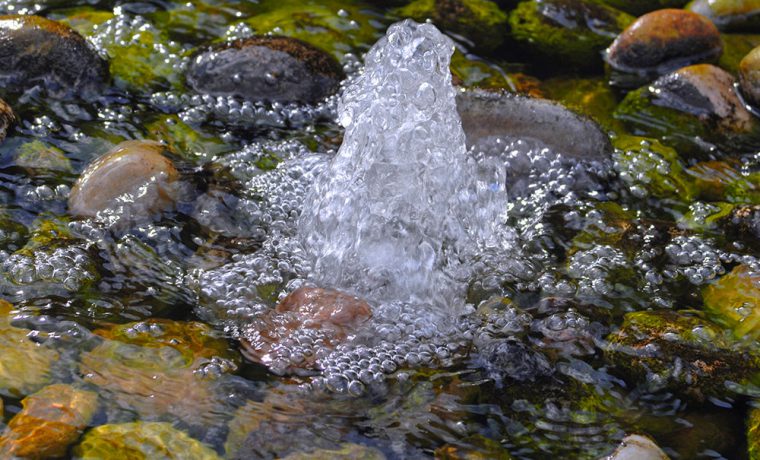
[396,0,508,52]
[14,140,73,174]
[0,300,60,398]
[740,45,760,108]
[186,36,344,104]
[435,435,514,459]
[0,15,108,98]
[0,98,14,142]
[457,89,613,161]
[509,0,634,69]
[688,0,760,31]
[605,310,759,399]
[748,406,760,460]
[239,287,372,374]
[614,64,760,157]
[719,33,760,74]
[0,384,98,458]
[702,264,760,339]
[68,140,180,219]
[599,0,689,15]
[72,422,220,460]
[605,9,722,87]
[604,434,669,460]
[281,444,386,460]
[477,338,554,386]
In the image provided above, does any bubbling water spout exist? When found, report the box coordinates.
[299,20,508,315]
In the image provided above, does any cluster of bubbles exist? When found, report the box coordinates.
[1,244,96,296]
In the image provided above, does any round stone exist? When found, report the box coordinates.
[186,36,344,104]
[68,140,180,218]
[0,98,15,142]
[0,15,109,98]
[605,9,722,81]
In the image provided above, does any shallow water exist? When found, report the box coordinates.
[0,0,759,459]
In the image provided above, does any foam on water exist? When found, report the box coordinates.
[298,20,507,314]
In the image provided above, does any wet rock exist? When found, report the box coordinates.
[702,264,760,339]
[435,435,514,459]
[544,77,623,132]
[748,406,760,459]
[613,64,760,158]
[456,89,613,161]
[605,9,722,87]
[72,422,221,459]
[612,135,696,201]
[719,33,760,74]
[0,384,98,458]
[477,338,553,386]
[68,140,180,219]
[0,300,60,398]
[740,45,760,108]
[687,159,760,203]
[186,36,344,104]
[605,310,759,400]
[688,0,760,31]
[396,0,508,52]
[0,210,27,252]
[79,319,241,441]
[0,98,14,142]
[239,287,372,375]
[603,434,669,460]
[0,15,108,98]
[509,0,634,69]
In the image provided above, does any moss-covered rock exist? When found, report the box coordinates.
[606,309,760,399]
[240,0,385,59]
[688,0,760,31]
[614,64,760,159]
[72,422,221,460]
[14,140,73,174]
[395,0,508,52]
[687,159,760,204]
[612,135,697,201]
[599,0,690,15]
[748,406,760,460]
[0,210,27,252]
[703,264,760,339]
[0,384,98,458]
[719,33,760,73]
[543,77,623,132]
[450,50,537,93]
[509,0,634,69]
[0,300,60,398]
[604,9,722,88]
[145,115,229,163]
[186,36,344,104]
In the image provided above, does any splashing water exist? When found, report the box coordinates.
[299,20,507,314]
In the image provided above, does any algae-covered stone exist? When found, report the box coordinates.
[450,50,534,92]
[749,406,760,460]
[612,135,696,200]
[0,210,27,252]
[282,444,387,460]
[80,319,240,438]
[740,45,760,107]
[14,140,73,174]
[68,140,180,219]
[614,64,760,158]
[72,422,221,460]
[687,159,760,204]
[543,77,623,132]
[688,0,760,31]
[509,0,634,69]
[0,384,98,459]
[605,9,722,88]
[605,309,760,399]
[0,15,108,98]
[0,98,14,143]
[435,435,514,459]
[719,33,760,73]
[186,36,344,104]
[145,115,229,163]
[0,300,60,398]
[396,0,508,52]
[703,264,760,339]
[240,0,384,59]
[679,201,734,232]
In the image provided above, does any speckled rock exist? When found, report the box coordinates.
[72,422,221,460]
[186,36,344,104]
[0,384,98,459]
[688,0,760,31]
[603,434,669,460]
[0,15,108,98]
[0,98,14,142]
[740,45,760,107]
[68,140,180,219]
[605,9,722,87]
